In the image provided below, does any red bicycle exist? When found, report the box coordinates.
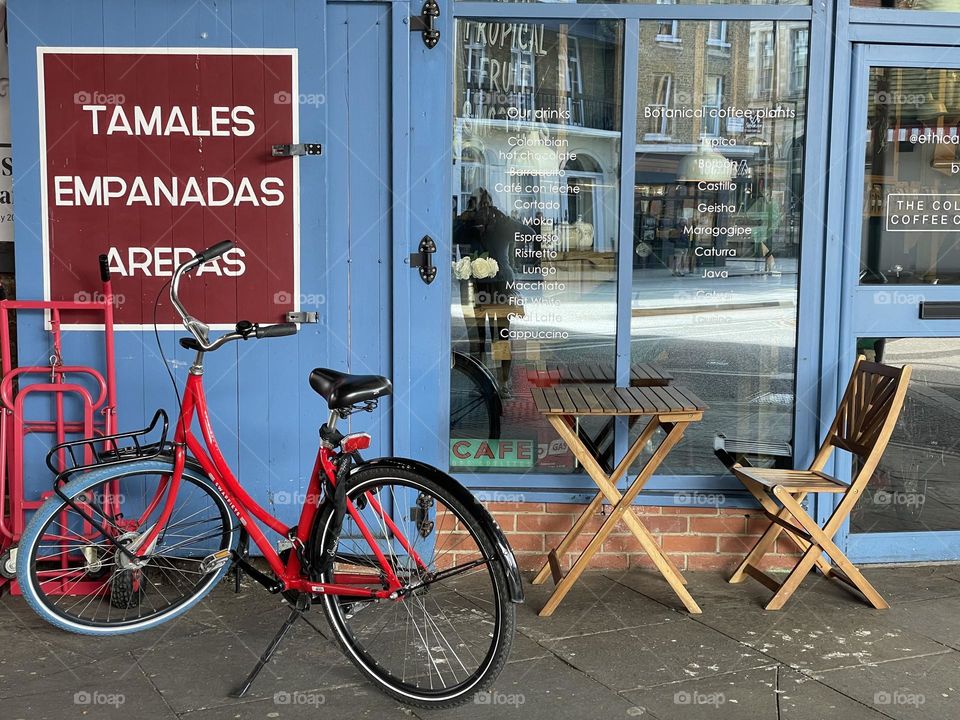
[17,242,522,708]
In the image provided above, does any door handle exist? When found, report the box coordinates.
[409,236,437,285]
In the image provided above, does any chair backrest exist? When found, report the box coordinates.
[811,356,912,481]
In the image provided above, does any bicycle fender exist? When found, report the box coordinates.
[351,457,524,603]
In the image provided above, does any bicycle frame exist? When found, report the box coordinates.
[131,368,428,600]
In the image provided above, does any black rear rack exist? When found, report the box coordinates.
[45,408,170,486]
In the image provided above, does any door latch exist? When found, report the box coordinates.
[409,236,437,285]
[272,143,323,157]
[410,0,440,49]
[286,311,319,323]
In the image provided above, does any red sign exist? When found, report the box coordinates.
[39,49,299,326]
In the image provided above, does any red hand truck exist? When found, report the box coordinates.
[0,255,118,593]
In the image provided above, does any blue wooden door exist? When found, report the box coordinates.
[7,0,335,531]
[836,44,960,563]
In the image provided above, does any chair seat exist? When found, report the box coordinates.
[733,467,847,494]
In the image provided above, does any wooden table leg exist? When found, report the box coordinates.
[533,416,654,586]
[540,415,702,615]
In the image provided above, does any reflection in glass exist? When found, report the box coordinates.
[852,0,960,9]
[861,67,960,285]
[631,21,808,475]
[460,0,808,5]
[851,338,960,534]
[450,19,623,473]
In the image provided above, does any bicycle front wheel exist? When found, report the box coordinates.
[17,459,237,635]
[310,465,516,708]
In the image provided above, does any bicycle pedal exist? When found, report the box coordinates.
[200,549,232,575]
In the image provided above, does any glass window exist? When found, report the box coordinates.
[708,21,730,49]
[851,338,960,534]
[451,19,623,474]
[701,75,724,137]
[790,28,808,96]
[646,74,674,139]
[656,0,681,43]
[632,20,808,474]
[860,66,960,285]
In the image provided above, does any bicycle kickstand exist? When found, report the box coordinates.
[230,594,314,698]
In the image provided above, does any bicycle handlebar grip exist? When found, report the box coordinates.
[256,322,298,339]
[98,254,111,282]
[194,240,235,264]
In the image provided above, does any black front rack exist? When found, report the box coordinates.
[45,408,170,486]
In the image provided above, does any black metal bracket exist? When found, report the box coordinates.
[271,143,323,158]
[410,0,440,49]
[409,235,437,285]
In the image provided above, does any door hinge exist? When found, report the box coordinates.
[272,143,323,158]
[410,0,440,49]
[409,236,437,285]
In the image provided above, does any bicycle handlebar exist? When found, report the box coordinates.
[170,241,299,352]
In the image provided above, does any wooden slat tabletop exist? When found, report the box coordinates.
[531,385,706,416]
[527,362,673,388]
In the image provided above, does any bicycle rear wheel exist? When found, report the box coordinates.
[17,459,237,634]
[310,465,515,708]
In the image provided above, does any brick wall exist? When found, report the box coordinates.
[483,501,801,574]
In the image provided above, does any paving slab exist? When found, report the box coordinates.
[133,622,359,714]
[606,568,777,611]
[862,566,960,604]
[624,665,890,720]
[542,617,769,692]
[179,684,413,720]
[515,571,677,642]
[694,599,949,673]
[1,654,176,720]
[877,593,960,652]
[414,655,642,720]
[816,652,960,720]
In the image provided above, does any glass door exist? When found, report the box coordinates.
[841,45,960,562]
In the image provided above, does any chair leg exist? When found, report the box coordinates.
[775,488,889,610]
[765,543,823,611]
[729,520,781,584]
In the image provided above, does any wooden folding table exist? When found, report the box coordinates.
[527,362,674,473]
[531,384,707,616]
[526,362,673,388]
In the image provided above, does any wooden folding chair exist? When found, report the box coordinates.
[728,356,912,610]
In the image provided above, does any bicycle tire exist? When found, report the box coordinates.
[17,459,237,635]
[451,351,502,440]
[310,464,515,708]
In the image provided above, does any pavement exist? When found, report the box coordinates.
[3,564,960,719]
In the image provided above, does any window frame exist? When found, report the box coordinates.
[449,1,831,507]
